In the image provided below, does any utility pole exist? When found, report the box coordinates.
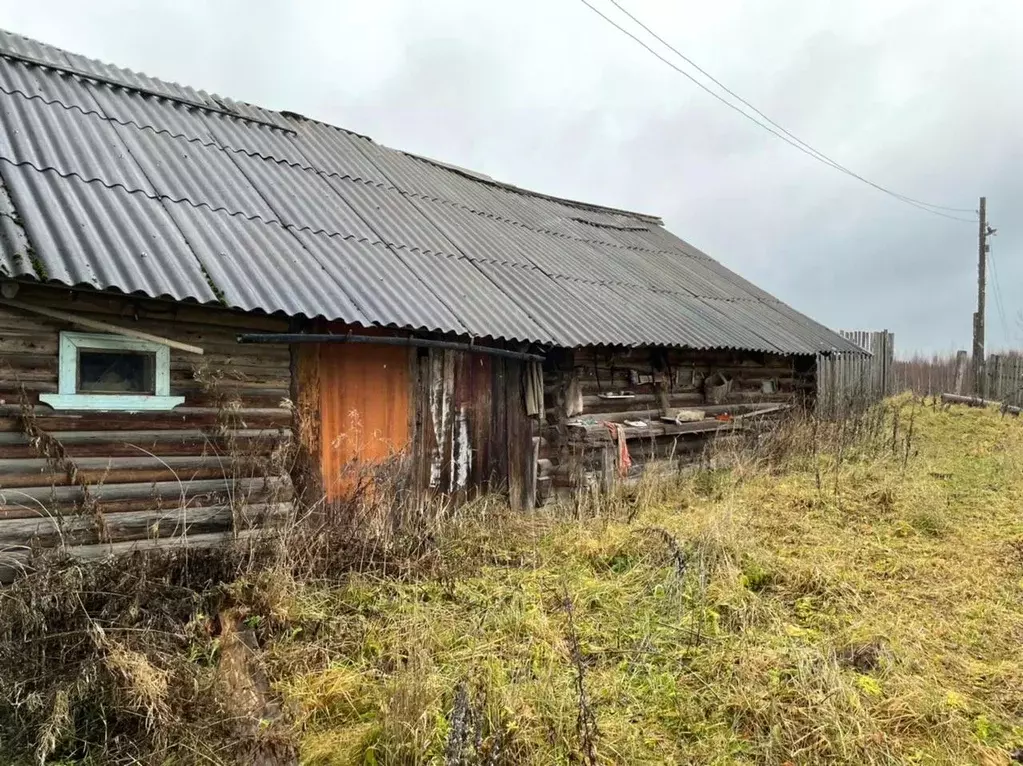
[973,196,988,396]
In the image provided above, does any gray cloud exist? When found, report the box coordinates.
[2,0,1020,354]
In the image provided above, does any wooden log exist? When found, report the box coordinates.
[181,391,292,410]
[0,476,292,517]
[0,406,291,432]
[732,404,791,420]
[0,455,253,474]
[0,297,206,354]
[33,484,294,517]
[940,392,1022,415]
[172,378,291,393]
[0,528,270,583]
[0,454,279,489]
[0,502,294,547]
[9,283,290,333]
[544,391,795,420]
[0,428,289,459]
[941,393,992,408]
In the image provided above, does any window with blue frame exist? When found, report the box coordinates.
[40,332,185,411]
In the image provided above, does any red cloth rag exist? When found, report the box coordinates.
[604,422,632,478]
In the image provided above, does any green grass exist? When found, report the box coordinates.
[253,399,1023,765]
[6,398,1022,764]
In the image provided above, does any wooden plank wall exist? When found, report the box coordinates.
[816,330,895,417]
[410,348,531,508]
[0,284,294,580]
[541,346,810,497]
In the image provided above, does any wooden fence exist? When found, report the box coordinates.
[893,352,1023,402]
[980,354,1023,406]
[816,330,895,416]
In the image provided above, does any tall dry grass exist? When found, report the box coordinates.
[1,396,1022,764]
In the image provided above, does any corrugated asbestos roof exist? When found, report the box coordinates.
[0,29,863,355]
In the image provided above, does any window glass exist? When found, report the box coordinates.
[77,350,157,394]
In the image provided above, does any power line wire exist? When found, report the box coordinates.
[989,247,1010,342]
[579,0,977,223]
[605,0,976,216]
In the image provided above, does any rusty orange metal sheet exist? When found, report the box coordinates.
[319,343,410,500]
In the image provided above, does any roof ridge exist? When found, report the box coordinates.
[402,150,663,224]
[1,158,689,295]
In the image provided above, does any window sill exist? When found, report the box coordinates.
[39,394,186,412]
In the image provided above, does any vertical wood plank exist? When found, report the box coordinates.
[451,350,472,504]
[440,350,455,495]
[425,349,449,493]
[818,329,897,417]
[506,359,527,511]
[412,350,432,504]
[525,436,539,512]
[491,357,508,495]
[953,350,968,395]
[886,332,895,396]
[468,354,492,492]
[290,338,323,509]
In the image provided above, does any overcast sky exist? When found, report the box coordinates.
[2,1,1020,355]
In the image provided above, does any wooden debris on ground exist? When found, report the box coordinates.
[940,392,1021,416]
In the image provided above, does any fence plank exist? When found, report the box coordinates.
[817,330,895,416]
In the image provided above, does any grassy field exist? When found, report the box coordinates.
[261,398,1022,765]
[3,397,1022,764]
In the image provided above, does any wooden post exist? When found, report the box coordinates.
[973,197,987,396]
[1012,357,1023,408]
[289,321,324,515]
[525,436,539,511]
[653,380,670,416]
[988,354,1002,401]
[506,360,528,511]
[412,350,432,504]
[883,331,895,397]
[600,444,615,495]
[953,350,968,395]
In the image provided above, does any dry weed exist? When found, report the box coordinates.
[3,397,1023,765]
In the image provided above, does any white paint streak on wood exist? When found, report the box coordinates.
[428,352,443,488]
[428,350,453,489]
[452,405,470,491]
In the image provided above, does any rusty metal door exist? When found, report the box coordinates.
[318,343,410,501]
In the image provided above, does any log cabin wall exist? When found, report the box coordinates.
[0,284,294,581]
[540,346,815,496]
